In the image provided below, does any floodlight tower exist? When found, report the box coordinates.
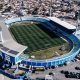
[77,10,79,30]
[0,26,4,43]
[50,0,52,17]
[75,10,80,34]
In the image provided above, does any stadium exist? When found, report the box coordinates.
[0,16,79,68]
[0,16,80,79]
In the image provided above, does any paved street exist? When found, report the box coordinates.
[0,74,23,80]
[0,74,12,80]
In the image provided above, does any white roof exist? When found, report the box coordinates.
[48,17,76,30]
[0,18,27,57]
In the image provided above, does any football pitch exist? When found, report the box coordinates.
[9,22,69,59]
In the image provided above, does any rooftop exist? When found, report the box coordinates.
[48,17,76,30]
[0,17,27,57]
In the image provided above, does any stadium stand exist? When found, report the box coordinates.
[5,16,80,67]
[0,16,79,79]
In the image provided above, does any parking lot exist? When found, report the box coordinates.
[28,59,80,80]
[0,58,80,80]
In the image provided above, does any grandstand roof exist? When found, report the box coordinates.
[48,17,76,30]
[0,18,27,57]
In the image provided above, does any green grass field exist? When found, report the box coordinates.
[9,22,70,59]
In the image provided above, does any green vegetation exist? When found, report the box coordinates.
[9,22,70,59]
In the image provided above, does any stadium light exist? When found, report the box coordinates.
[76,10,79,33]
[75,4,80,35]
[50,0,52,17]
[0,26,4,43]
